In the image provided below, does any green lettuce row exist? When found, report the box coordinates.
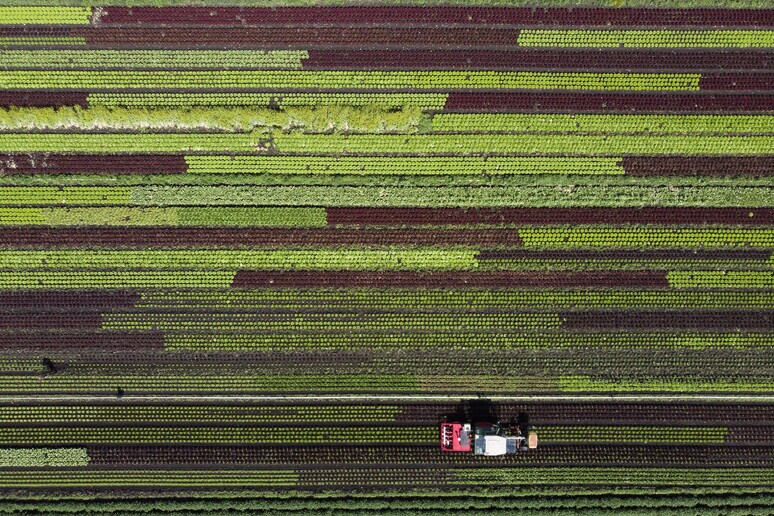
[519,227,774,248]
[0,36,86,46]
[0,426,435,445]
[478,258,773,271]
[101,313,563,332]
[0,133,259,153]
[453,468,774,486]
[87,92,449,110]
[271,133,774,155]
[0,106,423,133]
[162,332,774,351]
[518,29,774,48]
[0,6,90,24]
[0,71,701,91]
[0,448,89,467]
[537,426,727,444]
[0,470,298,488]
[0,271,235,289]
[140,290,774,310]
[0,207,327,226]
[185,156,625,175]
[668,271,774,289]
[0,186,772,208]
[0,249,478,270]
[0,404,404,424]
[559,376,774,393]
[0,374,422,393]
[431,114,774,134]
[0,50,308,70]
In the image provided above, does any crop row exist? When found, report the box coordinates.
[0,426,437,445]
[0,50,308,70]
[0,249,480,271]
[87,93,449,110]
[1,186,773,208]
[518,228,774,248]
[517,30,774,48]
[100,312,565,331]
[139,290,774,310]
[0,405,404,424]
[0,7,90,25]
[479,258,771,271]
[0,470,299,488]
[536,426,727,444]
[157,331,774,351]
[668,271,774,289]
[430,114,774,134]
[185,156,625,175]
[0,37,86,46]
[0,71,702,91]
[271,133,774,155]
[0,271,235,289]
[558,376,774,393]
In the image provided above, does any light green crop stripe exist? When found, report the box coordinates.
[0,133,259,153]
[431,114,774,135]
[272,133,774,156]
[0,470,298,488]
[178,207,328,227]
[519,29,774,48]
[0,71,701,91]
[0,7,90,25]
[0,187,131,205]
[0,37,86,46]
[519,227,774,248]
[185,156,624,175]
[0,271,235,289]
[0,50,308,69]
[0,249,479,271]
[560,376,774,393]
[669,271,774,289]
[0,448,89,467]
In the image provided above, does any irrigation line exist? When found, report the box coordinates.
[0,394,773,403]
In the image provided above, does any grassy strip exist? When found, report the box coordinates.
[431,114,774,134]
[454,468,774,486]
[128,185,774,208]
[163,332,774,351]
[0,405,404,424]
[87,93,449,110]
[0,426,435,445]
[140,289,774,310]
[0,207,325,226]
[0,50,308,70]
[0,71,701,91]
[0,374,421,393]
[0,271,235,289]
[518,30,774,48]
[560,376,774,393]
[518,227,774,248]
[0,249,479,271]
[0,106,423,133]
[102,313,562,331]
[0,7,90,24]
[272,133,774,155]
[537,426,727,444]
[185,156,624,175]
[0,449,89,467]
[668,271,774,288]
[0,470,298,488]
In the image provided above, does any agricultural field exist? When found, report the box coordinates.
[0,3,772,514]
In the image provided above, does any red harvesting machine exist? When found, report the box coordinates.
[441,420,538,456]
